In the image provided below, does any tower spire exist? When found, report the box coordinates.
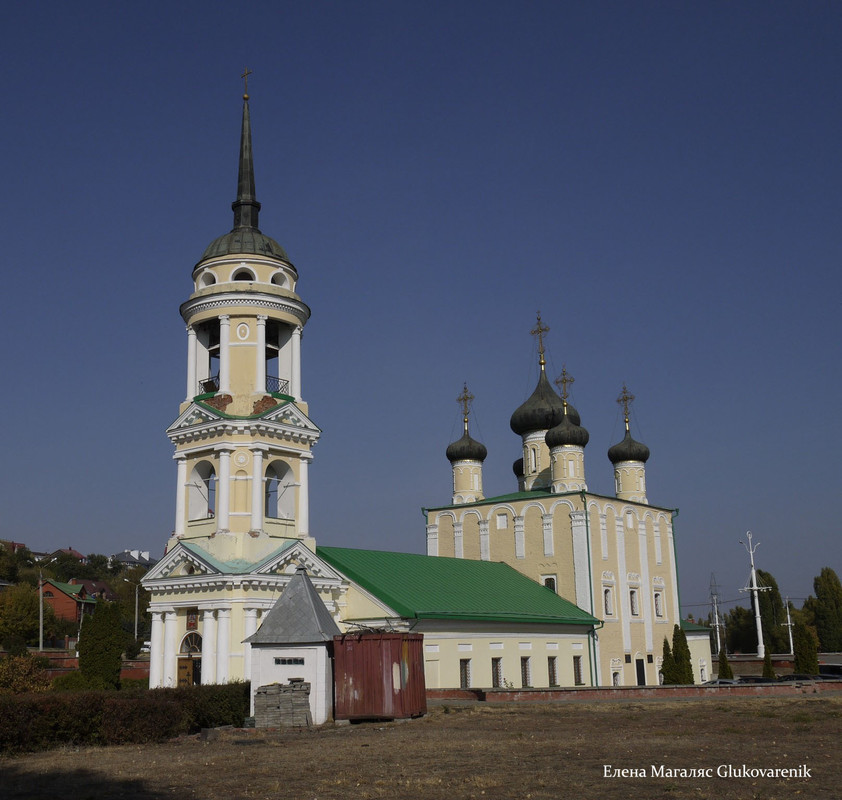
[232,70,261,231]
[617,384,635,431]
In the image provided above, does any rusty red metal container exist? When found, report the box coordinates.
[333,632,426,720]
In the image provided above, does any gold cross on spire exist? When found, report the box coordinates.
[617,384,635,430]
[531,312,549,371]
[457,382,474,433]
[555,365,575,401]
[241,67,253,98]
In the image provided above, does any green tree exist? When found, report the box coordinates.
[717,648,733,679]
[672,624,694,684]
[0,583,41,648]
[660,637,677,684]
[762,649,776,680]
[78,601,126,689]
[804,568,842,652]
[755,570,789,654]
[725,606,756,654]
[792,619,819,674]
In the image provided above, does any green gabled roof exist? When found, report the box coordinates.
[317,546,597,626]
[180,540,296,574]
[681,619,710,633]
[425,489,556,512]
[46,581,96,603]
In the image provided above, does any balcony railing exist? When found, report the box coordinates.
[266,376,290,395]
[198,375,220,395]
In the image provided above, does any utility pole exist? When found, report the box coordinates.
[38,570,43,651]
[782,597,794,655]
[740,531,770,658]
[710,573,722,654]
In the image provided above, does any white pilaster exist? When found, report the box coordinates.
[163,611,178,688]
[250,447,265,533]
[514,516,525,559]
[201,609,217,684]
[216,608,231,683]
[479,520,490,561]
[186,326,197,400]
[219,315,231,394]
[216,448,231,532]
[570,510,592,613]
[256,315,267,393]
[542,513,554,556]
[149,611,164,688]
[291,325,302,400]
[174,456,187,537]
[616,515,631,652]
[453,522,463,558]
[426,523,438,556]
[638,519,653,652]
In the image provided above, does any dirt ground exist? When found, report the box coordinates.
[2,694,840,800]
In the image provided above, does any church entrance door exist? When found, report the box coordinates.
[635,658,646,686]
[177,656,201,686]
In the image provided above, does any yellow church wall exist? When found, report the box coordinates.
[461,511,482,560]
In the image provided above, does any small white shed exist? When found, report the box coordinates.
[245,565,341,725]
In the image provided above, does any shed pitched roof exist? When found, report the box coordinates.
[317,546,597,626]
[245,566,341,645]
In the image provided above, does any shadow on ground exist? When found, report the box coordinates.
[1,764,174,800]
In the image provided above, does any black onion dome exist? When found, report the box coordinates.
[546,412,590,449]
[446,432,488,463]
[513,457,524,478]
[510,371,579,435]
[608,428,650,464]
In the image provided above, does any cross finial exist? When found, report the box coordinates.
[530,312,550,371]
[241,67,253,98]
[617,384,635,430]
[554,365,575,401]
[457,382,474,433]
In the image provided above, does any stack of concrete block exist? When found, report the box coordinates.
[254,680,313,728]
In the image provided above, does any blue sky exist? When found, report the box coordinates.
[3,2,840,618]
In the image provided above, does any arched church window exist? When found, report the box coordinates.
[232,268,255,282]
[197,272,216,289]
[529,448,537,473]
[265,461,295,520]
[270,271,289,288]
[179,632,202,654]
[188,461,216,520]
[604,587,613,616]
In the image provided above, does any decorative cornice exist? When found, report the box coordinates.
[180,292,310,325]
[167,417,320,447]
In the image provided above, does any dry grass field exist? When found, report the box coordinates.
[3,694,840,800]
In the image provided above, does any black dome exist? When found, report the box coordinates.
[513,457,524,478]
[546,411,590,449]
[446,432,488,463]
[199,229,290,264]
[608,428,650,464]
[510,371,579,435]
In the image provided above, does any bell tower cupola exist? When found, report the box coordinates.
[546,367,589,492]
[446,384,487,504]
[608,385,650,504]
[166,79,320,562]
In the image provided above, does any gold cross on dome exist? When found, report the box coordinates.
[531,312,550,369]
[457,383,474,429]
[617,384,635,426]
[555,365,575,400]
[241,67,253,96]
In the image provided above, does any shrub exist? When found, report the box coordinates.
[0,654,52,693]
[78,601,125,690]
[101,696,183,744]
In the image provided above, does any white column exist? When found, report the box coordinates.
[243,607,259,680]
[201,609,217,684]
[163,611,179,688]
[149,611,164,688]
[216,608,231,683]
[217,448,231,532]
[256,315,267,393]
[250,447,265,533]
[298,455,310,537]
[174,456,187,537]
[186,326,197,400]
[291,325,302,400]
[219,315,231,394]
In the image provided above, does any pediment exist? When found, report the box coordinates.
[258,403,320,434]
[167,403,223,434]
[142,543,219,581]
[253,542,343,582]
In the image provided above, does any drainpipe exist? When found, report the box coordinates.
[580,490,599,686]
[670,508,682,619]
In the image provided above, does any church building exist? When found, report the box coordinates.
[142,86,706,692]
